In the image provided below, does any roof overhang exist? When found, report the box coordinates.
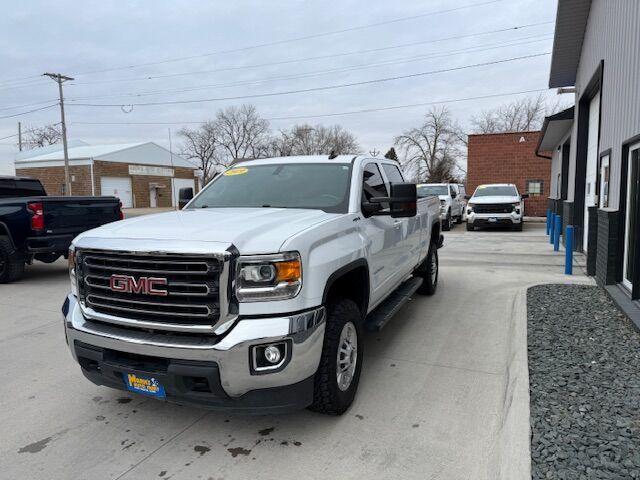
[549,0,592,88]
[536,106,575,154]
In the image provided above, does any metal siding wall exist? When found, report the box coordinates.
[550,148,561,198]
[571,0,640,209]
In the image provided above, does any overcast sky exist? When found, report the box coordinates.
[0,0,558,174]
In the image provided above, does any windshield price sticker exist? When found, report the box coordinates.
[224,167,249,176]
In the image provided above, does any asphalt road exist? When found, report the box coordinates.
[0,223,593,480]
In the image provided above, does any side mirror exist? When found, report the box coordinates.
[464,194,471,200]
[451,192,457,199]
[178,187,194,209]
[369,182,417,218]
[521,194,529,200]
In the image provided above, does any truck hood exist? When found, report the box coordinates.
[74,208,339,254]
[469,195,520,204]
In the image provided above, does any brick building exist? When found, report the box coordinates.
[467,131,551,217]
[15,141,198,208]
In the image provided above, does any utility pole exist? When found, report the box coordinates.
[43,72,74,196]
[17,122,22,151]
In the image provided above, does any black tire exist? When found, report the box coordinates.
[416,241,438,295]
[512,222,523,232]
[466,221,474,231]
[0,236,25,284]
[455,213,463,224]
[442,212,452,231]
[309,299,363,415]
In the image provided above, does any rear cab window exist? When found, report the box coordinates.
[0,178,46,199]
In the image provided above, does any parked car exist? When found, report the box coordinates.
[0,176,123,283]
[417,183,464,231]
[63,155,444,415]
[465,183,528,231]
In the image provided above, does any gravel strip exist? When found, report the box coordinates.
[528,284,640,479]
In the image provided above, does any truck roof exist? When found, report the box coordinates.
[231,155,369,167]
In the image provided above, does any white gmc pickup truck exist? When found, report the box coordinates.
[63,155,442,415]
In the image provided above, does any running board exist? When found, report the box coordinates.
[364,277,423,332]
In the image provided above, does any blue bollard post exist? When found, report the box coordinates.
[546,209,551,235]
[565,225,574,275]
[549,212,555,244]
[553,214,561,251]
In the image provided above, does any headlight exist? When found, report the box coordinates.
[235,252,302,302]
[68,245,77,296]
[467,203,474,213]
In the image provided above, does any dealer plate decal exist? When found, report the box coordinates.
[124,373,166,398]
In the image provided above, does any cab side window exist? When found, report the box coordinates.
[362,163,389,210]
[381,164,404,185]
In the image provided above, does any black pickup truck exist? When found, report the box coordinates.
[0,176,122,283]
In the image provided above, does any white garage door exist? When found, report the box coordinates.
[171,178,195,207]
[101,177,133,208]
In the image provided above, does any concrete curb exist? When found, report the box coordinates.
[495,288,532,480]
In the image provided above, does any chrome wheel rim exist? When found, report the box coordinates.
[336,322,358,391]
[431,250,438,284]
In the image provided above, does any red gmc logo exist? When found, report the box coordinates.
[109,274,168,296]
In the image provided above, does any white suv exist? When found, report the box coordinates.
[465,183,528,231]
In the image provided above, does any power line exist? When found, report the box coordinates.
[69,21,553,87]
[67,34,553,102]
[69,88,549,125]
[0,98,59,112]
[68,52,551,108]
[0,132,19,141]
[0,103,58,120]
[73,0,501,76]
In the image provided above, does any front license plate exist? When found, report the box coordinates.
[124,372,166,398]
[488,217,497,223]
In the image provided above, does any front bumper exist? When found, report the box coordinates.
[467,211,522,226]
[63,294,325,413]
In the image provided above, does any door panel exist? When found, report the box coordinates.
[361,163,398,307]
[583,92,600,251]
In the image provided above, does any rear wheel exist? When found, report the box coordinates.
[416,240,438,295]
[309,299,363,415]
[0,236,25,284]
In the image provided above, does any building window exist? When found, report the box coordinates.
[527,180,543,196]
[600,153,610,208]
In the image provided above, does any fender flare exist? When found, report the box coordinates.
[0,221,16,250]
[321,258,370,317]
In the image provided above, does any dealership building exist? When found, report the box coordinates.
[14,141,198,208]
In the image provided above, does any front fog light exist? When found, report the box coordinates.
[252,342,289,373]
[264,345,282,364]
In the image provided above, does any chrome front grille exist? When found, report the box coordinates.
[77,250,226,332]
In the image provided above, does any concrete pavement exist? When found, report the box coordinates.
[0,223,593,480]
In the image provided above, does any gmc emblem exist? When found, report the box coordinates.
[109,274,168,296]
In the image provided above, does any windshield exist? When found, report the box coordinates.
[417,185,448,197]
[188,163,352,213]
[473,185,517,197]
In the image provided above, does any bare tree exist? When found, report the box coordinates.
[470,93,566,133]
[23,123,62,149]
[272,124,360,156]
[394,106,465,183]
[178,122,222,184]
[215,104,271,162]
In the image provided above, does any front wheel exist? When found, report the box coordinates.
[442,212,452,231]
[309,299,363,415]
[466,221,474,231]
